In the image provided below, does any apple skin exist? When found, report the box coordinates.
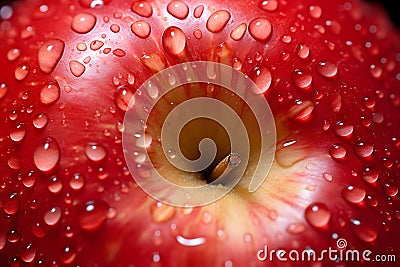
[0,0,400,266]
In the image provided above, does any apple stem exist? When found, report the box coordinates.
[208,152,241,182]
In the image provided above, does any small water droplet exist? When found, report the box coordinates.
[15,65,29,81]
[281,35,292,43]
[350,219,377,243]
[110,24,120,33]
[34,137,60,173]
[38,39,65,74]
[78,200,110,232]
[342,185,366,203]
[384,183,398,197]
[230,23,247,41]
[62,246,77,264]
[114,85,135,111]
[369,64,382,79]
[362,166,379,183]
[90,40,104,50]
[248,17,272,42]
[167,1,189,19]
[44,207,62,225]
[259,0,278,11]
[305,203,330,228]
[193,29,202,39]
[33,113,49,129]
[113,48,126,57]
[354,142,374,158]
[131,1,153,17]
[250,65,272,94]
[295,43,310,59]
[323,173,333,182]
[85,142,106,163]
[308,5,322,19]
[193,5,204,18]
[10,122,27,142]
[162,26,186,55]
[333,121,353,138]
[69,173,85,191]
[7,48,21,62]
[141,53,166,72]
[329,144,347,160]
[48,176,63,194]
[69,60,85,77]
[287,222,306,234]
[146,82,159,98]
[292,68,312,89]
[71,12,96,33]
[76,42,87,51]
[20,243,36,263]
[151,202,176,223]
[316,60,338,78]
[0,83,8,99]
[206,10,231,33]
[40,81,60,105]
[131,20,151,38]
[2,192,19,215]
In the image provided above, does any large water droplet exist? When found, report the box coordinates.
[295,43,310,59]
[78,200,110,232]
[230,23,247,41]
[316,60,338,78]
[10,122,27,142]
[2,192,19,215]
[308,5,322,19]
[342,185,366,203]
[362,166,378,183]
[291,68,312,89]
[85,142,106,163]
[250,65,272,94]
[69,60,86,77]
[44,207,62,225]
[333,121,353,138]
[162,26,186,55]
[193,5,204,18]
[20,243,36,263]
[206,10,231,33]
[167,1,189,19]
[131,20,151,38]
[131,1,153,17]
[33,113,49,129]
[305,203,330,228]
[38,39,65,74]
[354,142,374,158]
[71,12,97,33]
[329,143,347,160]
[114,85,135,111]
[151,202,176,223]
[248,17,272,42]
[350,219,377,243]
[40,81,60,105]
[384,183,398,197]
[34,137,60,173]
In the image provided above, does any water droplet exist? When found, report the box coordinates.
[193,5,204,18]
[329,144,347,160]
[40,81,60,105]
[90,40,104,51]
[350,219,377,243]
[151,202,176,223]
[62,246,77,264]
[206,10,231,33]
[69,60,85,77]
[330,93,342,113]
[33,113,49,129]
[135,133,152,148]
[323,173,333,182]
[32,222,45,238]
[342,185,366,203]
[369,64,382,79]
[7,48,21,62]
[333,121,353,137]
[15,65,29,81]
[78,200,110,232]
[295,43,310,59]
[230,23,247,41]
[131,20,151,38]
[2,192,19,215]
[305,203,330,228]
[259,0,278,11]
[250,65,272,94]
[114,85,135,111]
[20,243,36,263]
[281,35,292,43]
[248,17,272,42]
[362,166,379,183]
[291,68,312,89]
[34,137,60,173]
[69,173,85,191]
[146,82,159,98]
[287,222,306,234]
[131,1,153,17]
[0,83,8,99]
[232,57,242,70]
[354,142,374,158]
[110,24,120,33]
[71,12,96,33]
[193,29,202,39]
[141,53,166,72]
[10,122,27,142]
[384,183,398,197]
[113,48,126,57]
[167,1,189,19]
[85,142,106,163]
[7,229,20,243]
[316,60,338,78]
[48,176,63,194]
[38,39,65,74]
[44,207,62,225]
[162,26,186,55]
[308,5,322,19]
[76,42,87,51]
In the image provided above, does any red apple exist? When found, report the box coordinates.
[0,0,400,266]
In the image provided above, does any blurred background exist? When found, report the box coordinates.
[365,0,399,27]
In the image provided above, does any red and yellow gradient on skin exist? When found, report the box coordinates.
[0,0,400,266]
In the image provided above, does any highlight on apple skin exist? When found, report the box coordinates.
[0,0,400,266]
